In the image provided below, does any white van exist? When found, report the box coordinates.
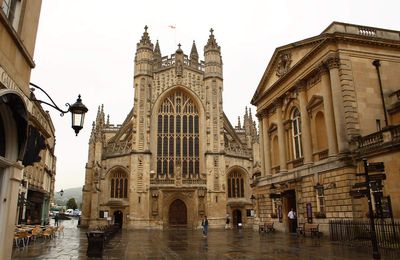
[65,209,74,215]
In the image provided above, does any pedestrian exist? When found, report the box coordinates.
[225,215,230,229]
[287,208,297,233]
[201,215,209,237]
[54,213,59,227]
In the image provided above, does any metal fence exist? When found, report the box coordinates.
[329,219,400,250]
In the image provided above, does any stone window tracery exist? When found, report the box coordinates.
[156,91,200,178]
[228,172,244,198]
[110,171,128,198]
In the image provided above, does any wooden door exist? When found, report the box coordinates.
[169,199,187,227]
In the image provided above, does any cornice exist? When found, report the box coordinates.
[252,32,400,106]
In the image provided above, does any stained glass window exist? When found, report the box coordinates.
[110,171,128,198]
[156,91,200,178]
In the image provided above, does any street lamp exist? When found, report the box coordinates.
[59,189,64,197]
[29,83,88,136]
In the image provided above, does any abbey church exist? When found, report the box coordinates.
[81,27,260,229]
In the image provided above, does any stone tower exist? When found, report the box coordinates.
[81,26,259,230]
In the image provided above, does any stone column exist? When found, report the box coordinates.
[276,100,287,172]
[262,113,272,176]
[320,66,338,156]
[297,81,313,164]
[324,53,349,154]
[257,114,266,177]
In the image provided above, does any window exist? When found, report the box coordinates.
[228,172,244,198]
[110,171,128,198]
[1,0,22,30]
[316,188,325,213]
[376,119,381,131]
[291,108,302,159]
[156,91,200,178]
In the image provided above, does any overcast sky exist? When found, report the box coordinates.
[31,0,400,191]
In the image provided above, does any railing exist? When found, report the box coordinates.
[358,27,377,37]
[225,148,252,158]
[358,131,384,149]
[329,219,400,250]
[150,179,174,185]
[150,178,206,185]
[159,54,204,71]
[356,125,400,151]
[271,166,280,175]
[103,141,131,157]
[318,149,329,160]
[391,125,400,141]
[182,179,206,185]
[289,158,304,168]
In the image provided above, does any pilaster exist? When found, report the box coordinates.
[324,53,349,154]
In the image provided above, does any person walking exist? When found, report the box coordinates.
[201,216,209,237]
[225,215,230,229]
[54,213,59,227]
[288,208,297,233]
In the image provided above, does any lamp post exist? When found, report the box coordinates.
[59,189,64,197]
[372,60,388,128]
[29,83,88,135]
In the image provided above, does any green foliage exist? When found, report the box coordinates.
[66,198,78,210]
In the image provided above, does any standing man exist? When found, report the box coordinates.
[288,208,297,233]
[202,215,209,237]
[225,214,230,229]
[54,213,59,227]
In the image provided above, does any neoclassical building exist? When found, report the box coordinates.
[81,27,260,229]
[251,22,400,235]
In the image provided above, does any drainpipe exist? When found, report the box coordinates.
[372,60,388,127]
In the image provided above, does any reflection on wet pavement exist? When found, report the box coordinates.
[12,218,399,259]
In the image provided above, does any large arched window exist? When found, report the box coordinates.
[228,171,244,198]
[110,171,128,198]
[156,91,199,178]
[291,108,302,159]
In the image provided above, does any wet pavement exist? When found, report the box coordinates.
[12,219,400,259]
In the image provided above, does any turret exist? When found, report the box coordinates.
[190,41,199,68]
[204,28,222,79]
[134,25,154,78]
[243,107,258,147]
[153,40,162,70]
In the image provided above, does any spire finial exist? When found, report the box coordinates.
[210,28,214,35]
[178,43,181,49]
[144,25,148,32]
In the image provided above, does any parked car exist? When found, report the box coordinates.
[73,209,81,216]
[65,209,74,215]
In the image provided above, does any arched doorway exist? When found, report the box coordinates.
[232,209,242,228]
[114,210,123,228]
[283,189,297,233]
[169,199,187,227]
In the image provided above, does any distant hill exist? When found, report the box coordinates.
[54,186,83,207]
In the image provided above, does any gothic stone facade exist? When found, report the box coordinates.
[251,22,400,235]
[81,27,260,230]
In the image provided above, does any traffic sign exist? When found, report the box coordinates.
[367,162,385,172]
[369,173,386,181]
[352,182,369,188]
[350,189,369,198]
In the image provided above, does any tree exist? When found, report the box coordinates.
[66,198,78,210]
